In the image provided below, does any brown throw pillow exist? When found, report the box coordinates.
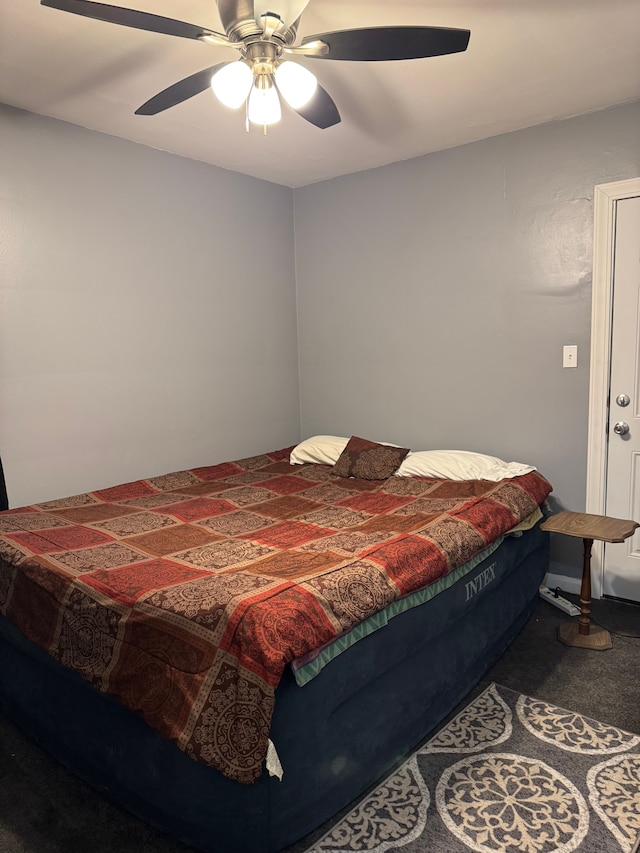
[332,436,410,480]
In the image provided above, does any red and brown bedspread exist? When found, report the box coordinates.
[0,447,551,783]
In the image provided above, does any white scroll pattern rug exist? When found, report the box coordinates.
[305,683,640,853]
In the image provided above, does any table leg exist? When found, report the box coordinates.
[557,535,612,650]
[578,537,593,635]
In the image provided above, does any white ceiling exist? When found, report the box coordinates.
[1,0,639,188]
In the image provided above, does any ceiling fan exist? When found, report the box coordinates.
[41,0,471,130]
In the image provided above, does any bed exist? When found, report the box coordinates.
[0,436,552,853]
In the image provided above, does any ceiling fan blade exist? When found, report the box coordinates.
[299,26,471,61]
[40,0,227,42]
[254,0,311,29]
[135,63,228,115]
[292,84,340,129]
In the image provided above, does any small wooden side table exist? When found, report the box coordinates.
[540,510,639,650]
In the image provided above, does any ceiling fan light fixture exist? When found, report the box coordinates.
[41,0,471,133]
[247,75,282,125]
[274,61,317,108]
[211,61,252,109]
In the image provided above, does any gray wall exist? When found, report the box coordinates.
[293,101,640,578]
[0,105,300,506]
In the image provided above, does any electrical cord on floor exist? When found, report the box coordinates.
[552,586,640,640]
[590,619,640,640]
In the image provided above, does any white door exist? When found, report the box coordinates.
[603,194,640,601]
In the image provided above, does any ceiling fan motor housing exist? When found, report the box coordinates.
[217,0,299,45]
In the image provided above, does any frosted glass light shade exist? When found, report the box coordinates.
[274,61,317,108]
[211,62,253,109]
[247,82,282,125]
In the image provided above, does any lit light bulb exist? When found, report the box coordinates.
[247,76,282,125]
[211,61,253,109]
[274,61,317,109]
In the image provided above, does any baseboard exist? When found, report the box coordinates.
[543,573,581,596]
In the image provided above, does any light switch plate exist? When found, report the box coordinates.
[563,345,578,368]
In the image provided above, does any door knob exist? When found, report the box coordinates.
[613,421,630,435]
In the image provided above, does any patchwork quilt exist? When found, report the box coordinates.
[0,447,552,783]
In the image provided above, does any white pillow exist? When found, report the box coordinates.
[290,435,402,467]
[395,450,535,482]
[290,436,349,466]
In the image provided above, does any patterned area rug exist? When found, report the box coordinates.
[305,683,640,853]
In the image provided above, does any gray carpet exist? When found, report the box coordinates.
[0,594,638,853]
